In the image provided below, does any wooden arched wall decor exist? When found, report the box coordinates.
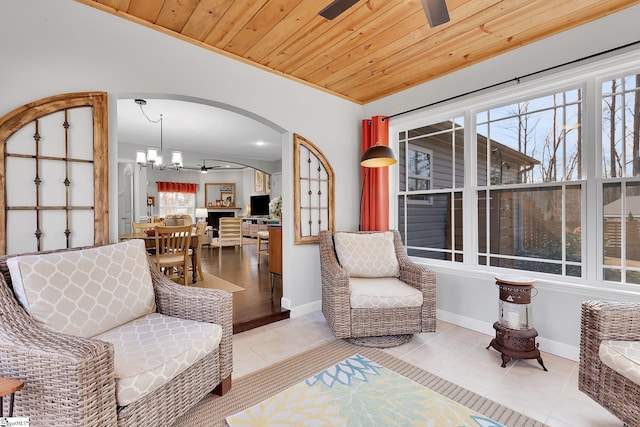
[293,133,335,244]
[0,92,109,255]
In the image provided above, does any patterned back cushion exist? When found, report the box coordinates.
[334,232,399,278]
[7,240,156,338]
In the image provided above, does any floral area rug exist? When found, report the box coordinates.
[226,354,505,426]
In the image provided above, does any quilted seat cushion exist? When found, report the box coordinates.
[6,240,156,338]
[349,277,423,309]
[93,312,222,406]
[599,340,640,386]
[334,232,399,278]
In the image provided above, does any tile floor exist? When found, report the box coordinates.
[232,311,624,427]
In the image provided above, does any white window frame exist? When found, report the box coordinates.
[476,89,584,278]
[389,48,640,291]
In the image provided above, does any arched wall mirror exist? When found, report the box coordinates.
[205,182,236,208]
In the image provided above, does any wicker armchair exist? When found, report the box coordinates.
[579,300,640,426]
[318,230,436,342]
[0,245,233,427]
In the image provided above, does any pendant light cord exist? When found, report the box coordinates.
[137,103,162,123]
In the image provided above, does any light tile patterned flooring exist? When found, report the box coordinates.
[233,311,623,427]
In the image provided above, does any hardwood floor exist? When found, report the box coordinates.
[199,239,290,334]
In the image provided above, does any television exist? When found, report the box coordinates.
[250,195,270,216]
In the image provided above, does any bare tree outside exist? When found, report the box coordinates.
[477,89,583,276]
[601,74,640,284]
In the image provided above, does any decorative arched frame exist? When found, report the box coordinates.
[293,133,335,244]
[0,92,109,255]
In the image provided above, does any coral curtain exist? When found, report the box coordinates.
[361,116,390,231]
[156,182,197,193]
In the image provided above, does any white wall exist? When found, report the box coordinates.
[5,0,640,360]
[0,0,362,313]
[365,5,640,360]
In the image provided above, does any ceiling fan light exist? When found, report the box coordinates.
[171,151,183,167]
[201,165,208,174]
[136,150,147,164]
[421,0,450,28]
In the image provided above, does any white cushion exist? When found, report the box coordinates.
[7,240,156,338]
[599,340,640,385]
[350,277,423,309]
[334,232,399,278]
[93,312,222,406]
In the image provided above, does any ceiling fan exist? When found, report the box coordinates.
[178,160,221,174]
[319,0,450,27]
[197,160,220,174]
[180,159,247,173]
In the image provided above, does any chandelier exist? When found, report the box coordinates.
[134,99,183,170]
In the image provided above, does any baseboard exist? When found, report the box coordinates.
[436,309,579,361]
[289,300,322,318]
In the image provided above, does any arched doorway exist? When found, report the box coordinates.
[116,94,288,332]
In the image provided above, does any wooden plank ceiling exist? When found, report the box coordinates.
[77,0,640,104]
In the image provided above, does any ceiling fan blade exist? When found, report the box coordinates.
[319,0,359,20]
[421,0,450,27]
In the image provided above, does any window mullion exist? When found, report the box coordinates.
[464,110,478,266]
[585,78,600,282]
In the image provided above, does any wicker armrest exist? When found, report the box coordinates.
[318,231,349,284]
[392,231,436,290]
[579,300,640,400]
[582,300,640,341]
[392,230,436,332]
[398,257,435,288]
[318,231,351,338]
[0,278,116,424]
[150,265,233,380]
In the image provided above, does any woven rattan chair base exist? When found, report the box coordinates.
[345,334,413,348]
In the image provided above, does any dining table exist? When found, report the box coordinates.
[118,231,200,284]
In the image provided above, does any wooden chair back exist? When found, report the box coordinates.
[132,222,157,234]
[154,225,192,286]
[193,221,207,280]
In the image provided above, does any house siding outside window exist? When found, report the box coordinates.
[398,119,464,262]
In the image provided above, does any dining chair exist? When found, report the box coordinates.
[257,230,269,262]
[154,225,192,286]
[132,221,157,234]
[192,222,207,281]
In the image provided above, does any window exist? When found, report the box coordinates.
[156,181,197,219]
[408,145,433,193]
[395,62,640,287]
[158,192,195,218]
[398,119,464,261]
[601,74,640,284]
[477,90,583,277]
